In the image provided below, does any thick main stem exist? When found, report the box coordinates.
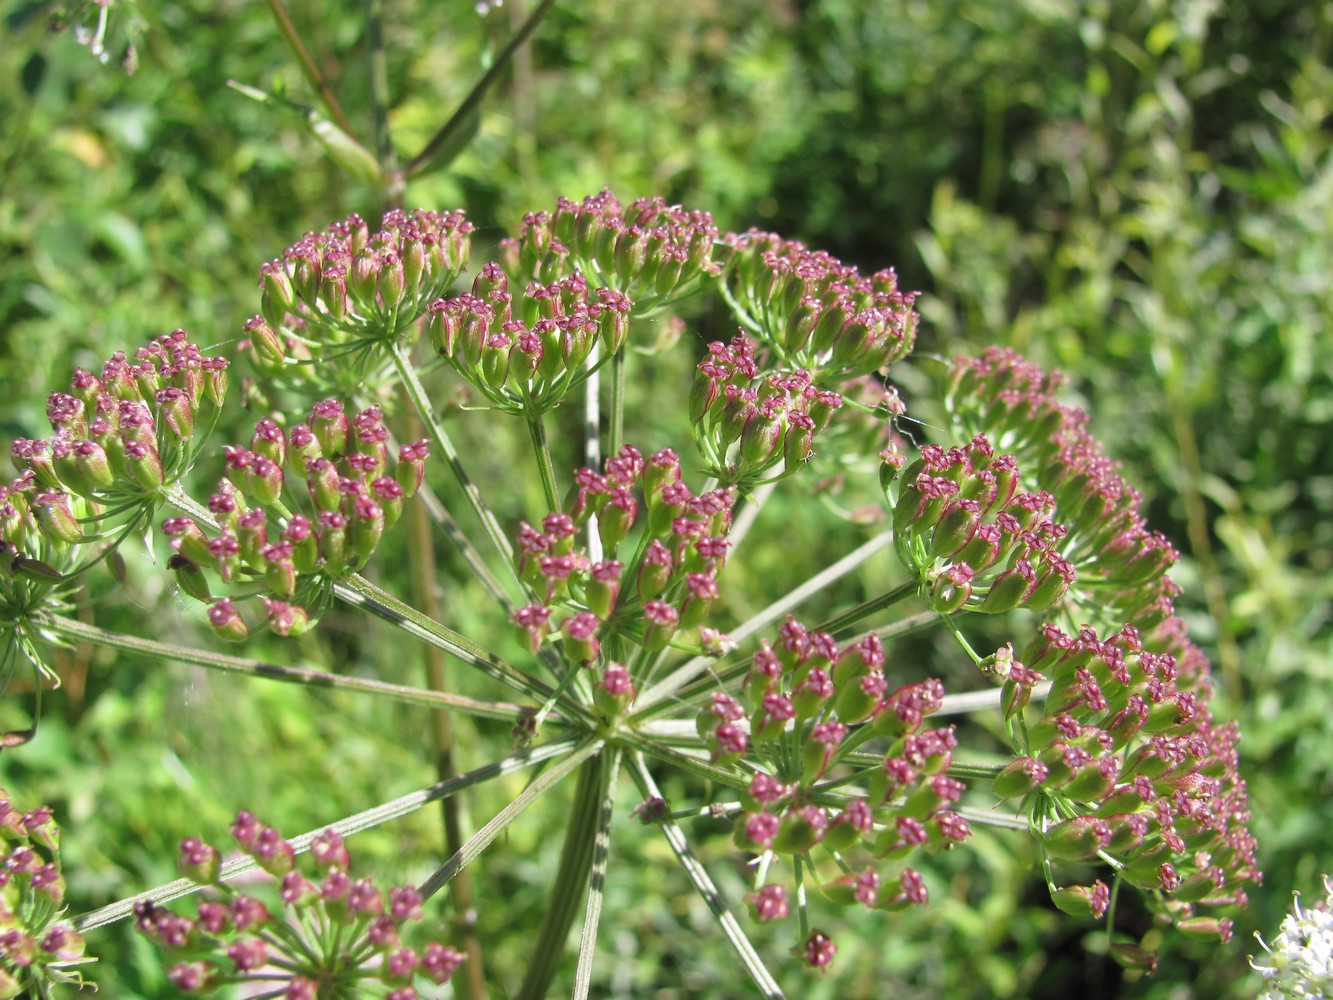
[515,755,608,1000]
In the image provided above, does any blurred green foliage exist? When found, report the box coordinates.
[1,0,1329,996]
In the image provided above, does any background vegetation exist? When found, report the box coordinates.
[1,0,1329,996]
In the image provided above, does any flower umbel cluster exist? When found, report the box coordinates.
[0,790,90,998]
[136,815,466,999]
[992,624,1257,935]
[884,432,1076,615]
[511,444,735,671]
[919,349,1259,937]
[249,208,474,391]
[424,265,632,416]
[717,229,918,381]
[1252,876,1333,1000]
[3,329,228,688]
[693,617,963,965]
[162,401,428,639]
[501,189,721,313]
[690,334,844,488]
[946,347,1179,624]
[0,194,1262,997]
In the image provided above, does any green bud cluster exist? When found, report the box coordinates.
[6,330,228,558]
[696,617,964,942]
[250,209,474,390]
[690,334,844,488]
[990,620,1256,940]
[2,331,229,689]
[945,347,1181,625]
[510,444,735,677]
[882,433,1076,616]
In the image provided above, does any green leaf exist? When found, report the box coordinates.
[408,107,480,181]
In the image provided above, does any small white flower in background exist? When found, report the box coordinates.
[1252,875,1333,999]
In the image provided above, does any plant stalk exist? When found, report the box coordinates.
[515,754,609,1000]
[391,343,519,577]
[527,414,562,512]
[404,416,488,999]
[37,613,530,722]
[264,0,356,137]
[405,0,558,177]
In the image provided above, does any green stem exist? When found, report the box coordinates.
[816,579,918,638]
[728,481,778,552]
[264,0,357,137]
[420,738,602,903]
[632,607,942,724]
[527,414,562,513]
[608,347,626,459]
[37,613,531,723]
[939,611,983,665]
[637,533,896,710]
[335,575,564,709]
[945,761,1008,780]
[373,418,512,610]
[583,352,603,561]
[794,855,809,940]
[392,344,518,571]
[405,0,558,177]
[628,754,785,1000]
[531,661,584,731]
[75,740,579,932]
[572,749,622,1000]
[621,732,753,792]
[364,0,396,173]
[514,753,608,1000]
[403,431,489,1000]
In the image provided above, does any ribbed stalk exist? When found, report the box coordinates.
[516,755,608,1000]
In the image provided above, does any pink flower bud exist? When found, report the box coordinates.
[177,837,220,884]
[636,540,674,600]
[207,598,249,641]
[641,600,679,651]
[309,399,350,456]
[747,884,789,923]
[32,491,82,545]
[562,612,601,665]
[802,929,837,970]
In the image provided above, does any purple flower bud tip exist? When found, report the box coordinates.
[631,796,671,824]
[803,930,837,969]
